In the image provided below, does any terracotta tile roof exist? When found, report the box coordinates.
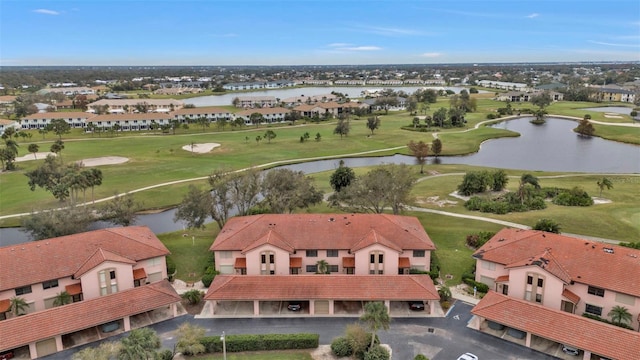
[212,214,435,255]
[342,257,355,267]
[351,230,403,253]
[241,230,295,254]
[398,257,411,268]
[65,283,82,296]
[87,113,172,122]
[561,288,580,304]
[236,107,290,116]
[172,106,230,115]
[0,119,17,125]
[234,258,247,268]
[494,275,509,283]
[88,99,183,107]
[289,257,302,268]
[22,112,92,120]
[0,226,170,291]
[0,299,9,313]
[74,248,136,278]
[473,228,640,297]
[472,291,640,360]
[205,275,440,301]
[505,249,572,284]
[292,104,322,111]
[133,268,147,280]
[0,280,180,352]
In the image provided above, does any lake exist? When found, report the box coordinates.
[184,86,476,107]
[2,116,638,245]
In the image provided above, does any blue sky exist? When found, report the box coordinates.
[1,0,639,66]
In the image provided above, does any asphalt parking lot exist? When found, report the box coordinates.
[43,301,559,359]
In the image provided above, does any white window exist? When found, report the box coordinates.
[481,261,496,270]
[149,257,163,266]
[218,251,232,259]
[615,293,635,306]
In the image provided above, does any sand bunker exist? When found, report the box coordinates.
[77,156,129,166]
[15,153,57,162]
[604,113,623,119]
[181,143,221,153]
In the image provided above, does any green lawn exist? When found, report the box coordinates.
[158,223,219,281]
[1,98,637,223]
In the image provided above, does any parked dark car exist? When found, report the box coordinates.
[287,301,302,311]
[409,301,425,311]
[0,350,14,360]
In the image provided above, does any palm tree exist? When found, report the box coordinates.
[518,173,540,205]
[608,305,632,326]
[28,143,39,159]
[596,177,613,197]
[316,260,330,274]
[53,291,72,307]
[9,296,28,317]
[118,328,161,360]
[360,301,390,348]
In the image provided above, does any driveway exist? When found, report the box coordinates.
[42,301,558,360]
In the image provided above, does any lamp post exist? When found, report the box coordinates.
[220,331,226,360]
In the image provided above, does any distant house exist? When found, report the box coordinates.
[87,113,173,131]
[21,112,91,129]
[87,99,184,114]
[593,86,636,103]
[0,119,19,136]
[234,96,277,108]
[0,227,182,359]
[172,106,233,123]
[203,214,439,317]
[234,107,290,125]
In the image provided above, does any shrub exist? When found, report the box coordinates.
[414,355,429,360]
[630,110,638,117]
[181,289,204,305]
[364,345,390,360]
[582,313,634,330]
[331,337,353,357]
[438,286,452,301]
[552,187,593,206]
[486,113,498,119]
[157,349,173,360]
[201,266,218,287]
[166,256,177,281]
[200,333,319,353]
[440,301,451,311]
[533,218,561,234]
[462,278,489,293]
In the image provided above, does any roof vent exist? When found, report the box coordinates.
[603,247,614,254]
[329,217,335,222]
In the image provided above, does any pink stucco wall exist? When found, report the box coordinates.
[244,245,290,275]
[135,256,168,282]
[79,261,135,300]
[353,244,399,275]
[476,259,640,331]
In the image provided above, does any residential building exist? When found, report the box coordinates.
[0,119,20,136]
[593,86,637,103]
[20,112,92,129]
[40,87,95,96]
[204,214,439,317]
[0,227,182,359]
[470,228,640,359]
[235,107,290,125]
[87,99,184,114]
[171,106,233,123]
[234,96,277,108]
[223,82,266,91]
[86,113,173,131]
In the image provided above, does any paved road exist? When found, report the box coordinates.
[43,302,558,360]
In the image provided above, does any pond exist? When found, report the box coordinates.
[2,116,638,245]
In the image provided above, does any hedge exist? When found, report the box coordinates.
[462,278,489,293]
[200,333,319,353]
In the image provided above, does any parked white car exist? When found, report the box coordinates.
[457,353,478,360]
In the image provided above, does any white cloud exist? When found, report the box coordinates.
[589,40,639,48]
[33,9,60,15]
[325,44,381,51]
[526,13,539,19]
[420,52,442,58]
[359,25,421,36]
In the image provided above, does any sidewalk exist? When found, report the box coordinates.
[449,284,481,305]
[171,279,206,295]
